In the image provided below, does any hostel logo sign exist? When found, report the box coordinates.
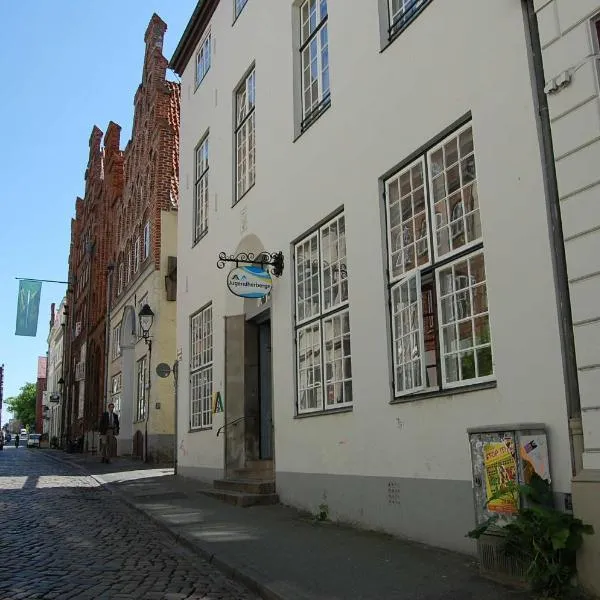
[227,266,272,299]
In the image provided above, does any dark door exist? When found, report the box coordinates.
[258,320,273,459]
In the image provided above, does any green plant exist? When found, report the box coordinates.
[468,474,594,597]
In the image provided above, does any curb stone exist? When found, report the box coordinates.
[42,451,281,600]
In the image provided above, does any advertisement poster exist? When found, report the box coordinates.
[483,439,519,515]
[519,435,551,484]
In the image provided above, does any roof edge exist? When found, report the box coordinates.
[170,0,219,75]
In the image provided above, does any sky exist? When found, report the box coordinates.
[0,0,197,425]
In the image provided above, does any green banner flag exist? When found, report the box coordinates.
[15,280,42,337]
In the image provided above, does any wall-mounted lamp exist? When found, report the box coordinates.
[138,304,154,346]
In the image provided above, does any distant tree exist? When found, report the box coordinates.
[6,382,36,428]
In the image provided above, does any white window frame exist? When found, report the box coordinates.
[195,31,211,88]
[385,122,494,398]
[234,68,256,203]
[143,222,150,260]
[294,212,352,415]
[299,0,330,129]
[388,0,430,40]
[193,135,209,243]
[111,372,122,413]
[117,262,124,295]
[234,0,248,19]
[136,356,147,421]
[112,323,121,360]
[134,236,140,273]
[190,304,213,429]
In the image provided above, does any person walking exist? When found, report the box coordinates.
[14,433,20,449]
[99,403,119,464]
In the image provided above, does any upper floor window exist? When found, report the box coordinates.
[195,32,211,88]
[294,212,352,415]
[117,262,124,295]
[384,122,494,398]
[388,0,432,41]
[112,323,121,360]
[234,68,256,203]
[194,135,209,243]
[134,236,140,273]
[190,304,213,429]
[299,0,330,131]
[235,0,248,20]
[143,222,150,260]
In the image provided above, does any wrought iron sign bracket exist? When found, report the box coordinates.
[217,251,284,278]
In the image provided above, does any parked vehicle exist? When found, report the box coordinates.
[27,434,41,449]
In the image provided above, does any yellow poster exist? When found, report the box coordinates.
[483,440,518,515]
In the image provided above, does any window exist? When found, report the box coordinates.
[299,0,330,130]
[194,136,209,243]
[143,221,150,260]
[112,323,121,360]
[117,262,124,295]
[190,305,213,429]
[136,356,147,421]
[295,212,352,414]
[111,373,122,413]
[195,32,211,88]
[385,122,494,398]
[126,248,132,284]
[234,68,256,203]
[234,0,248,19]
[388,0,431,41]
[134,236,140,273]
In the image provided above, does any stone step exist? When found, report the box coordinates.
[246,459,273,471]
[213,478,275,495]
[201,489,279,507]
[233,468,274,480]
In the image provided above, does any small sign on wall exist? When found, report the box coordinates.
[212,391,224,414]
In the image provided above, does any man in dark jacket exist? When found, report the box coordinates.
[99,403,119,463]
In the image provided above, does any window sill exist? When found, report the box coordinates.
[188,426,213,433]
[294,405,353,419]
[381,0,434,54]
[390,380,497,405]
[294,101,331,143]
[232,183,255,207]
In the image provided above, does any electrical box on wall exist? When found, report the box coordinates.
[468,424,551,581]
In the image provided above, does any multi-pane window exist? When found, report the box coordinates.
[117,262,124,295]
[134,236,140,273]
[136,356,147,421]
[234,0,248,19]
[190,305,213,429]
[112,323,121,360]
[300,0,330,129]
[385,123,494,398]
[235,68,256,202]
[143,222,150,260]
[194,136,209,243]
[111,373,122,413]
[388,0,431,40]
[295,213,352,414]
[195,32,211,88]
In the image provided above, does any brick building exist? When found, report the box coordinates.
[106,14,180,462]
[64,13,179,458]
[35,356,47,435]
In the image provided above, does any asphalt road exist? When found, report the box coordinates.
[0,446,258,600]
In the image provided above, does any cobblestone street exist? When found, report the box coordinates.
[0,447,258,600]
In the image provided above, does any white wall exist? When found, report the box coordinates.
[176,0,573,529]
[535,0,600,470]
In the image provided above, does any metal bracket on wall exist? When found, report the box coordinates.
[217,251,284,278]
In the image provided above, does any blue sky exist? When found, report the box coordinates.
[0,0,196,424]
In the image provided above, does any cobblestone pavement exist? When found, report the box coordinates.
[0,447,258,600]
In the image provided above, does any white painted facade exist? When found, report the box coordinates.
[46,299,66,443]
[174,0,575,552]
[534,0,600,471]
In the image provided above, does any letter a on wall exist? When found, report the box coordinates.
[212,391,224,414]
[15,280,42,337]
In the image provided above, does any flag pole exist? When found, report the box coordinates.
[15,278,69,284]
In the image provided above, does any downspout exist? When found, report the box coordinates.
[523,0,583,475]
[104,264,115,413]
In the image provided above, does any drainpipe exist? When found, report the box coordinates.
[104,264,115,412]
[523,0,583,475]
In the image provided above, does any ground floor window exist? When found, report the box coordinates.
[190,304,213,429]
[136,357,147,420]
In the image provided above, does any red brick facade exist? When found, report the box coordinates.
[64,13,179,446]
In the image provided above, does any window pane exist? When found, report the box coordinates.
[386,158,429,280]
[391,273,425,395]
[428,126,481,257]
[321,213,348,311]
[297,322,323,412]
[437,252,494,384]
[323,310,352,407]
[295,232,321,322]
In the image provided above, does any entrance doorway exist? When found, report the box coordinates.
[258,320,273,459]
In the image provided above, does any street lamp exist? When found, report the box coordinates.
[137,304,154,463]
[138,304,154,345]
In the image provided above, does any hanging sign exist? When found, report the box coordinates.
[227,266,272,299]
